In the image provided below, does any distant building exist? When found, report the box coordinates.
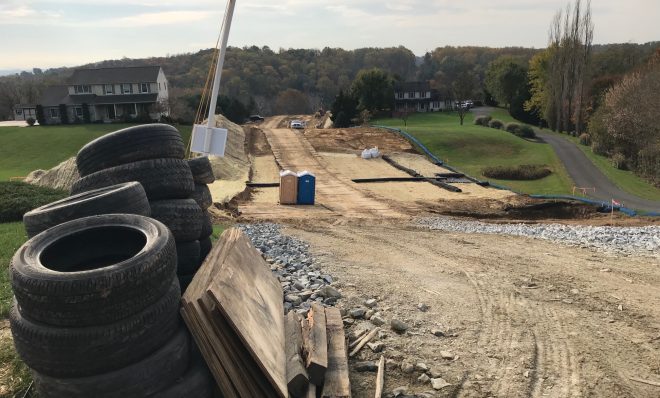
[393,81,453,114]
[14,66,169,124]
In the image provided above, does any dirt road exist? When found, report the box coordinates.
[287,221,660,398]
[242,117,406,219]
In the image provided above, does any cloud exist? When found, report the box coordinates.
[96,10,212,27]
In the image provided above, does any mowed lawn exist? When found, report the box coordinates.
[0,123,192,181]
[374,112,574,195]
[489,108,660,202]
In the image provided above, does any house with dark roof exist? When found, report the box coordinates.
[14,66,169,124]
[393,81,453,114]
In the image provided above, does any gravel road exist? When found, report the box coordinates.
[416,216,659,257]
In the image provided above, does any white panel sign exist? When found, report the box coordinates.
[191,124,228,157]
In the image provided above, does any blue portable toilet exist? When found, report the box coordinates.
[296,171,316,205]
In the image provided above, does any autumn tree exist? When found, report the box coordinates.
[273,88,311,115]
[350,68,394,114]
[485,56,528,110]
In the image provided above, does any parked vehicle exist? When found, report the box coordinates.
[290,120,304,129]
[249,115,264,122]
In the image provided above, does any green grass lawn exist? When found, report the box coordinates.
[374,112,574,195]
[489,108,660,202]
[0,123,192,181]
[0,222,32,396]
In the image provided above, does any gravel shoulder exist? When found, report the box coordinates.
[283,220,660,398]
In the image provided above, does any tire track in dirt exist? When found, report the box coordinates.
[464,272,581,398]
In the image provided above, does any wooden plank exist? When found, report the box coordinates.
[374,355,385,398]
[180,303,239,398]
[349,328,379,357]
[206,228,288,397]
[321,307,351,398]
[285,312,309,397]
[199,295,277,398]
[302,303,328,386]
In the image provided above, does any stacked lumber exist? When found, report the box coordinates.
[181,228,351,398]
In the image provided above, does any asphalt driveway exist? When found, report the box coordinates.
[537,131,660,213]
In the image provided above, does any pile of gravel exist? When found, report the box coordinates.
[239,223,341,314]
[416,217,659,257]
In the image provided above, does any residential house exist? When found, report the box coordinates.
[393,81,453,114]
[14,66,169,124]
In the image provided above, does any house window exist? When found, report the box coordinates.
[396,92,404,99]
[104,84,114,95]
[121,83,133,94]
[158,83,161,91]
[16,109,22,115]
[74,107,83,118]
[49,108,59,118]
[164,82,167,91]
[74,85,91,94]
[140,83,150,93]
[408,91,415,99]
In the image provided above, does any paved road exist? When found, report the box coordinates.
[537,131,660,212]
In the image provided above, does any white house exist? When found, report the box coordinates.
[393,81,453,114]
[14,66,170,124]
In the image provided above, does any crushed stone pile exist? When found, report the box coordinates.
[238,223,339,315]
[416,216,659,257]
[25,157,79,191]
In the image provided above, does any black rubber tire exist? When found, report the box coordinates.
[23,182,150,239]
[176,240,200,275]
[150,199,203,242]
[199,211,213,239]
[10,280,180,378]
[32,326,190,398]
[187,156,215,184]
[191,183,213,209]
[76,124,185,177]
[10,214,176,327]
[199,236,213,260]
[148,355,213,398]
[178,274,195,294]
[71,158,194,201]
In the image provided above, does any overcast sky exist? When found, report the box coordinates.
[1,0,658,70]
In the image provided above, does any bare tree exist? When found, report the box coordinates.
[452,70,477,125]
[547,0,594,134]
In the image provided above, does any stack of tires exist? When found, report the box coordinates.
[182,156,217,290]
[70,124,213,292]
[9,214,213,397]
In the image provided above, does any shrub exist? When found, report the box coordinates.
[591,141,608,156]
[474,115,492,126]
[517,125,536,138]
[611,153,627,170]
[0,182,67,222]
[35,105,46,125]
[488,119,504,129]
[482,164,552,180]
[26,117,36,127]
[579,133,591,146]
[505,123,521,134]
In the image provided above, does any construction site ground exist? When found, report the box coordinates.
[210,116,659,397]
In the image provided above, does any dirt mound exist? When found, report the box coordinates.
[304,128,415,153]
[25,157,79,192]
[205,115,250,204]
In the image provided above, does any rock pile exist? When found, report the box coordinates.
[239,223,338,314]
[416,216,659,257]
